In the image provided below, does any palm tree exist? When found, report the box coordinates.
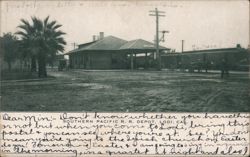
[16,16,66,77]
[16,18,37,72]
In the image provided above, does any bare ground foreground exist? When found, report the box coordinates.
[1,69,249,112]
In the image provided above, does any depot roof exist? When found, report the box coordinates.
[65,35,169,55]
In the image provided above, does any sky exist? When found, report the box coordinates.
[1,0,249,53]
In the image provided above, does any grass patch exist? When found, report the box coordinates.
[1,70,56,81]
[1,70,38,80]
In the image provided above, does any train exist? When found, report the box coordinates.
[161,47,250,72]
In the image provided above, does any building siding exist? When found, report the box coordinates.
[69,51,128,69]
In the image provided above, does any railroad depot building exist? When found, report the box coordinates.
[65,32,169,69]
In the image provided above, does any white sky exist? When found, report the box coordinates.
[1,0,249,52]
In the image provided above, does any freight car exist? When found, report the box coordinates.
[162,46,249,72]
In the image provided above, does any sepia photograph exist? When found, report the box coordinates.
[0,0,249,112]
[1,1,250,157]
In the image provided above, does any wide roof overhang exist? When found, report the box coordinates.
[64,36,170,55]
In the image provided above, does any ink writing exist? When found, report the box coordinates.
[1,112,249,156]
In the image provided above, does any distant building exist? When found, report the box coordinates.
[162,45,250,71]
[65,32,169,69]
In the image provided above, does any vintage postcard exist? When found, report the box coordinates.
[0,0,249,156]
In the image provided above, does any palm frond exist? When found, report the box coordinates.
[47,20,57,29]
[32,16,43,31]
[52,24,62,30]
[17,25,28,31]
[44,16,50,27]
[15,31,28,39]
[54,31,66,37]
[20,19,31,27]
[55,37,67,45]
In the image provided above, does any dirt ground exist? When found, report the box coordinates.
[1,69,249,112]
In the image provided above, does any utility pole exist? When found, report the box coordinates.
[149,8,165,70]
[181,40,184,53]
[72,42,78,49]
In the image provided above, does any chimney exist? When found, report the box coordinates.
[181,40,184,53]
[93,35,96,41]
[236,44,241,49]
[99,32,104,40]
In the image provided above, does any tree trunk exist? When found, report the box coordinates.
[38,54,47,78]
[31,56,37,72]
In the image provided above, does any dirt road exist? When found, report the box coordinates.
[1,70,249,112]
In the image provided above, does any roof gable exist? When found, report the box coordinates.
[78,41,97,48]
[120,39,168,50]
[84,36,127,50]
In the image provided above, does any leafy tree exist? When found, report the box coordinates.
[0,33,19,71]
[16,16,66,77]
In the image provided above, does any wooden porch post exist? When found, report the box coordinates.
[145,52,148,69]
[134,53,137,69]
